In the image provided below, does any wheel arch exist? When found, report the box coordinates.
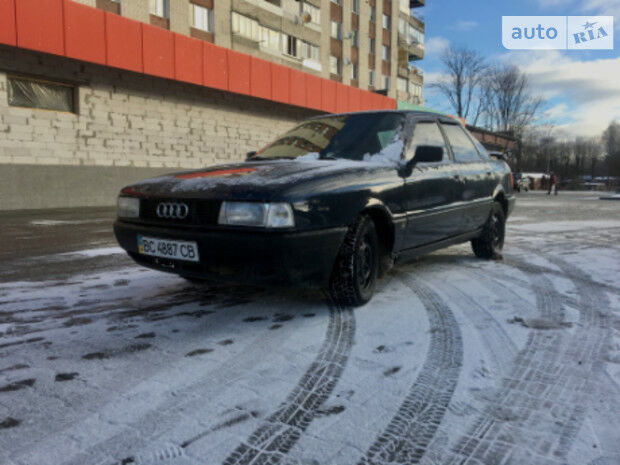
[493,186,508,216]
[360,202,395,254]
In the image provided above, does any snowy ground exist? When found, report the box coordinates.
[0,191,619,465]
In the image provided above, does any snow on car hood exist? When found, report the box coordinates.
[122,158,397,199]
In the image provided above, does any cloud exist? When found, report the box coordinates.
[543,103,569,119]
[422,71,446,87]
[424,36,450,55]
[580,0,620,30]
[535,0,620,30]
[449,20,479,31]
[501,50,620,136]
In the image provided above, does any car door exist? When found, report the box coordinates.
[401,117,464,249]
[440,122,493,233]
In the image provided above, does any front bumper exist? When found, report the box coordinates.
[114,221,347,288]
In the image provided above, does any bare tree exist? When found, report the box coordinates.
[575,137,603,180]
[602,120,620,177]
[484,64,542,134]
[430,46,487,120]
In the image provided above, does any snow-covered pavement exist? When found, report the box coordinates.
[0,191,619,465]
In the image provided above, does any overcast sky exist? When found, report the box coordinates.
[419,0,620,137]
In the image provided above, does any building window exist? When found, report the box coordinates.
[411,83,422,98]
[231,12,260,41]
[382,14,390,30]
[149,0,169,18]
[284,35,298,57]
[8,76,76,113]
[370,37,375,54]
[382,45,390,60]
[331,21,342,40]
[330,56,341,75]
[305,42,320,61]
[261,26,281,52]
[352,0,359,14]
[397,77,408,93]
[351,30,359,47]
[192,4,213,32]
[303,3,320,25]
[351,63,358,81]
[331,0,342,4]
[383,75,390,90]
[370,6,375,22]
[369,69,375,86]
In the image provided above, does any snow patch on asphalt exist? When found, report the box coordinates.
[511,220,620,233]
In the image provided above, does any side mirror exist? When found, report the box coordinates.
[412,145,443,164]
[246,151,257,160]
[399,146,443,177]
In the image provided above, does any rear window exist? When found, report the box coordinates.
[442,124,482,163]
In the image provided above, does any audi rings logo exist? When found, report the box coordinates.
[156,202,189,219]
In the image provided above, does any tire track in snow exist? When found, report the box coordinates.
[442,276,518,371]
[222,301,355,465]
[443,252,611,464]
[357,274,463,465]
[55,299,322,465]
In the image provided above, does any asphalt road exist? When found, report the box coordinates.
[0,191,619,465]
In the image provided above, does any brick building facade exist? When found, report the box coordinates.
[0,46,319,209]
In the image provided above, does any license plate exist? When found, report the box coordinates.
[137,235,200,262]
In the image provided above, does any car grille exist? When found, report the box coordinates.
[140,198,221,226]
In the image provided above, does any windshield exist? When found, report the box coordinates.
[253,113,405,162]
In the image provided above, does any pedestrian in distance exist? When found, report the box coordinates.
[547,171,558,195]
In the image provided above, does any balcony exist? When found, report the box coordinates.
[397,61,423,84]
[397,91,423,106]
[408,14,424,31]
[397,33,424,62]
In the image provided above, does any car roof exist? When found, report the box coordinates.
[307,109,460,124]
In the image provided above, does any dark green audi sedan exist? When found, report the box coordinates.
[114,111,515,306]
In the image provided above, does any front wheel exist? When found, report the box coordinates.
[329,215,379,307]
[471,202,505,259]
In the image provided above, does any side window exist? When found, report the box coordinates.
[407,121,448,162]
[472,137,491,159]
[442,124,482,162]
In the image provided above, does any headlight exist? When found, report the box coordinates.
[218,202,295,228]
[117,196,140,218]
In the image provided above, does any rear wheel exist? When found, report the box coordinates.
[471,201,505,259]
[329,215,379,307]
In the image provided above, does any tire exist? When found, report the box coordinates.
[471,201,505,260]
[329,215,379,307]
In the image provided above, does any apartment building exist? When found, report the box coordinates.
[80,0,425,103]
[0,0,423,209]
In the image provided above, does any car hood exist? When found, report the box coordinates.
[122,160,398,201]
